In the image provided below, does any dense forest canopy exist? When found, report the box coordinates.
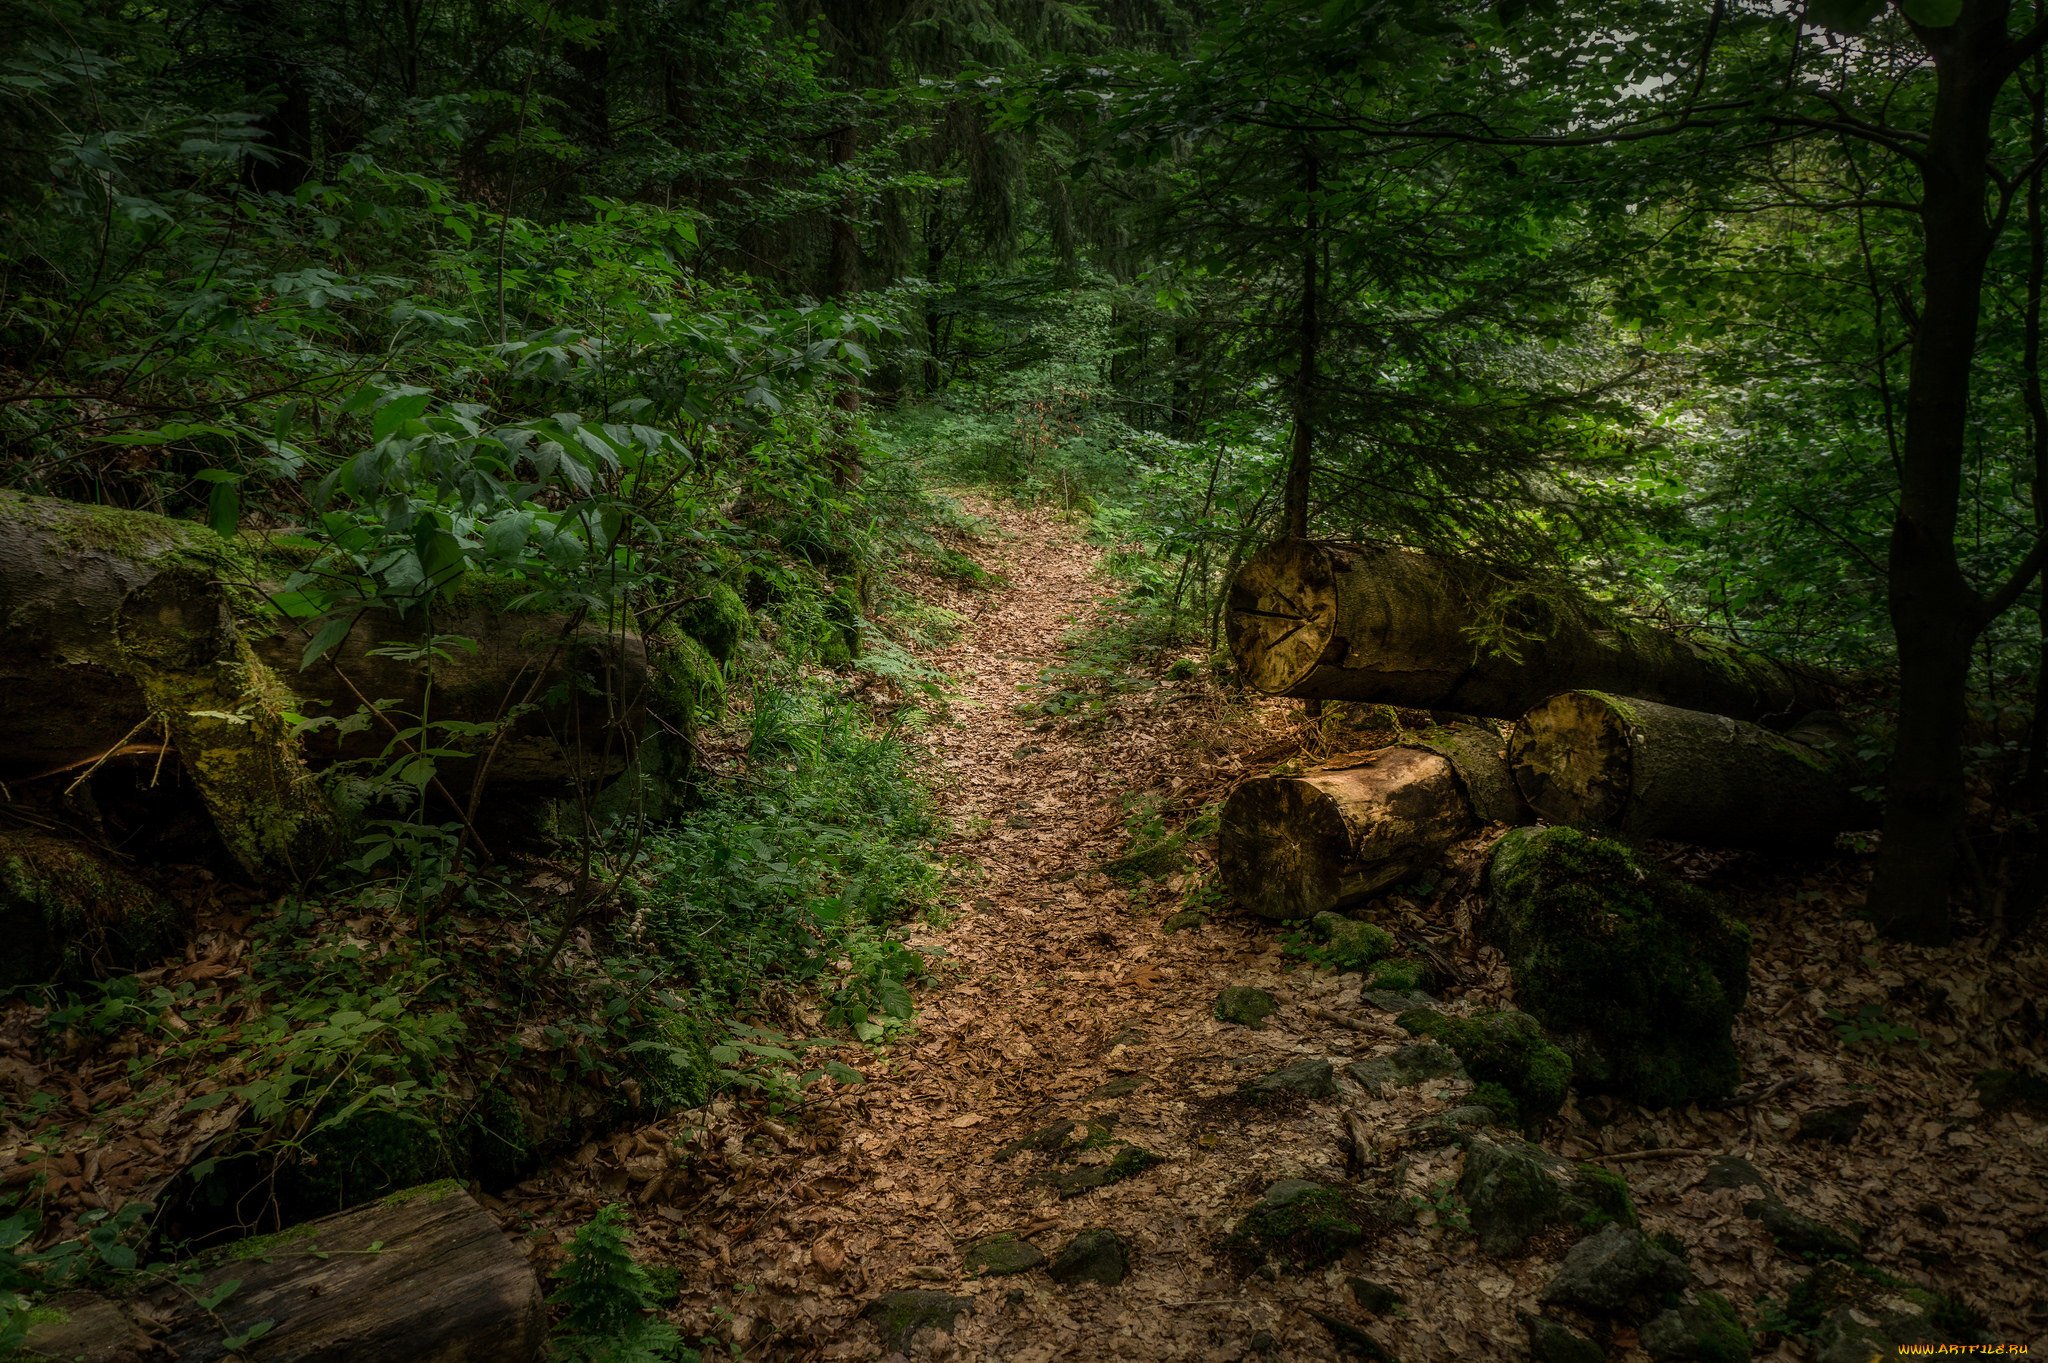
[8,0,2044,935]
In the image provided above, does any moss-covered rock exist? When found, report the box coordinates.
[1214,985,1279,1028]
[1364,957,1429,993]
[0,830,184,986]
[1975,1066,2048,1113]
[1311,912,1396,970]
[1459,1136,1618,1255]
[679,581,749,662]
[1242,1058,1338,1102]
[1397,1008,1572,1123]
[1641,1293,1752,1363]
[862,1289,971,1349]
[1522,1312,1608,1363]
[964,1232,1045,1277]
[1485,827,1750,1108]
[283,1108,459,1214]
[1541,1224,1692,1322]
[1051,1144,1163,1197]
[1344,1042,1465,1097]
[1234,1179,1377,1267]
[1745,1195,1862,1260]
[1049,1229,1129,1286]
[996,1115,1115,1162]
[1785,1261,1984,1363]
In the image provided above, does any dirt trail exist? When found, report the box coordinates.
[607,496,1465,1361]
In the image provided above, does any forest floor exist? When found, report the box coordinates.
[503,496,2048,1361]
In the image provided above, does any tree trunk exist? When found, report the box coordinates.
[1225,539,1834,720]
[23,1184,544,1363]
[1867,10,2011,945]
[1218,722,1523,920]
[828,121,863,484]
[1282,146,1319,541]
[1508,690,1869,847]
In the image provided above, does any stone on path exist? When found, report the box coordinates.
[1049,1229,1129,1286]
[862,1289,972,1351]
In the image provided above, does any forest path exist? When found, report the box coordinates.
[633,496,1476,1361]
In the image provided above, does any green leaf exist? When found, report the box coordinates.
[207,478,240,538]
[301,616,354,670]
[372,391,432,440]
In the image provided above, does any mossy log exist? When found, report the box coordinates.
[1225,540,1832,720]
[0,490,336,881]
[22,1183,543,1363]
[1507,690,1868,846]
[1218,723,1525,920]
[0,830,184,987]
[0,491,649,875]
[1485,826,1751,1107]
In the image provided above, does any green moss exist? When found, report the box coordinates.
[1214,985,1279,1028]
[1311,912,1396,971]
[0,832,183,985]
[1571,1162,1639,1230]
[227,1219,325,1262]
[1235,1179,1376,1266]
[283,1107,457,1213]
[1366,957,1426,992]
[1470,1081,1521,1125]
[1398,1007,1572,1122]
[379,1178,464,1207]
[1486,826,1749,1108]
[680,581,750,662]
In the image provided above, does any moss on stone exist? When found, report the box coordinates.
[1398,1007,1572,1122]
[680,581,750,662]
[1635,1292,1750,1363]
[1486,826,1749,1107]
[1311,912,1396,971]
[1571,1162,1640,1230]
[283,1107,457,1213]
[1214,985,1279,1028]
[0,831,184,986]
[1235,1179,1376,1266]
[1366,957,1426,992]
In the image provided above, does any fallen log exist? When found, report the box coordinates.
[0,491,649,873]
[1507,691,1869,846]
[1225,540,1831,721]
[22,1183,544,1363]
[1218,723,1524,920]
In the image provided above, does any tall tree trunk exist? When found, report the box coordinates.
[829,122,863,484]
[1282,146,1319,541]
[923,198,945,395]
[1868,13,2008,944]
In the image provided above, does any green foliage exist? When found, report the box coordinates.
[634,687,939,1048]
[549,1206,684,1363]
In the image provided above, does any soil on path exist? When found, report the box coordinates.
[507,496,2048,1362]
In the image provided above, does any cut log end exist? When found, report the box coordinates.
[1218,776,1354,921]
[1507,690,1634,828]
[1224,540,1340,695]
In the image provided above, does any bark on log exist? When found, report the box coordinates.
[1507,690,1869,846]
[0,491,336,881]
[1218,723,1524,920]
[1225,540,1832,720]
[22,1183,544,1363]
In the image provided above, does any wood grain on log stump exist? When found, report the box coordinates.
[1224,540,1831,720]
[23,1183,543,1363]
[1219,724,1523,920]
[1507,690,1867,846]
